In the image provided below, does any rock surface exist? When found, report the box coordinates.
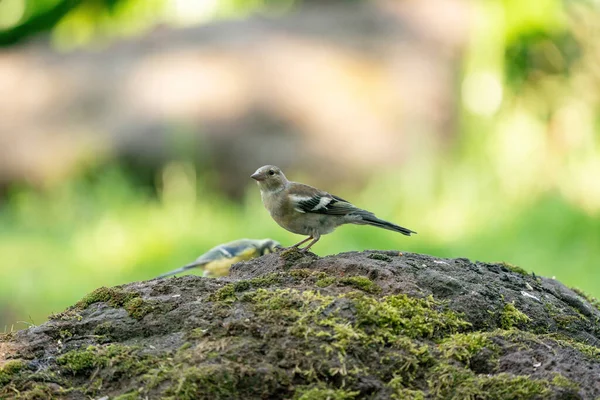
[1,250,599,399]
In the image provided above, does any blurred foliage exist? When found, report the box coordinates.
[2,0,600,329]
[0,0,297,48]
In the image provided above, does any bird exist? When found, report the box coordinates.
[157,238,281,278]
[251,165,416,252]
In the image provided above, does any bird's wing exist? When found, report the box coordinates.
[218,240,259,258]
[288,184,360,216]
[201,239,250,258]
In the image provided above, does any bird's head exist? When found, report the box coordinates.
[256,239,282,255]
[251,165,288,192]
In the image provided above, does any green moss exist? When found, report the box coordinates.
[428,363,551,399]
[104,345,154,378]
[367,253,393,262]
[94,321,114,336]
[339,276,381,294]
[244,287,471,393]
[500,302,530,329]
[379,338,433,383]
[56,344,151,379]
[48,309,83,321]
[280,247,311,266]
[124,297,155,320]
[572,287,600,312]
[59,329,73,339]
[210,274,284,303]
[551,374,579,391]
[387,377,426,400]
[20,384,56,399]
[290,269,312,279]
[186,327,209,340]
[315,276,336,288]
[543,302,583,331]
[552,336,600,359]
[496,329,600,361]
[250,288,322,318]
[57,346,103,375]
[246,273,281,288]
[497,261,528,276]
[165,363,289,400]
[476,374,552,400]
[439,332,498,366]
[75,286,140,309]
[113,390,141,399]
[169,365,237,399]
[553,314,582,330]
[293,384,360,400]
[0,360,25,385]
[210,284,236,302]
[352,293,470,339]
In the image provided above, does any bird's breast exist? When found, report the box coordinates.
[203,252,257,277]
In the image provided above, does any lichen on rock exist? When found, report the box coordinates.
[1,250,599,399]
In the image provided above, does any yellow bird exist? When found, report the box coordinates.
[158,238,281,278]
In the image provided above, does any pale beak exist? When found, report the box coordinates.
[251,172,265,181]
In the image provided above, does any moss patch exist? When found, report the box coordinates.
[209,274,283,303]
[497,261,528,276]
[315,276,336,287]
[48,309,83,321]
[339,276,381,294]
[75,286,140,310]
[57,347,100,375]
[124,297,155,320]
[113,391,141,400]
[439,332,498,366]
[164,363,290,400]
[0,360,25,385]
[500,302,530,329]
[280,247,312,266]
[367,253,393,262]
[294,384,360,400]
[210,284,236,302]
[289,269,313,279]
[552,335,600,360]
[56,344,152,378]
[428,363,561,399]
[352,293,470,339]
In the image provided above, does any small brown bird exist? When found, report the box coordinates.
[251,165,415,251]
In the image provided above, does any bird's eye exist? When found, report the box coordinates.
[268,170,275,176]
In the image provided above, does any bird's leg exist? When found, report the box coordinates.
[301,233,320,252]
[291,236,313,248]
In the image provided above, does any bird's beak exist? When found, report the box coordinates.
[251,172,265,181]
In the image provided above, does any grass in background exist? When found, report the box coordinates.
[1,163,599,330]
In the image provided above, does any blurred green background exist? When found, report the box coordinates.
[1,0,599,331]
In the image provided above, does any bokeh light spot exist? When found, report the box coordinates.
[0,0,25,29]
[462,71,504,116]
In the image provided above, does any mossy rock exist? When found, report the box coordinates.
[1,251,599,399]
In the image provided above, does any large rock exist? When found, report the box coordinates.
[1,250,599,399]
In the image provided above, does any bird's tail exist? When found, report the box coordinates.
[157,262,204,279]
[355,212,416,236]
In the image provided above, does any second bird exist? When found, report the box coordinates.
[158,238,280,278]
[251,165,416,252]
